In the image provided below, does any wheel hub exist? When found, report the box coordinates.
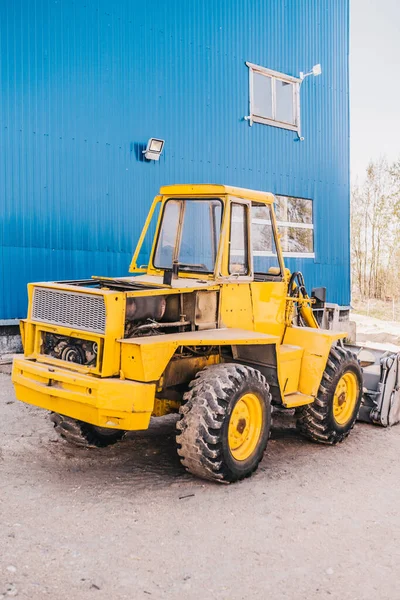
[236,418,247,434]
[333,372,359,425]
[228,393,263,461]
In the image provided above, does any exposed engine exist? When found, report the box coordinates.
[124,294,191,338]
[40,291,218,365]
[42,332,98,366]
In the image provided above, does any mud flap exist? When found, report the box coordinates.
[358,353,400,427]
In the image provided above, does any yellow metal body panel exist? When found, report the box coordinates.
[159,184,275,204]
[12,358,155,430]
[283,392,314,408]
[250,282,287,339]
[120,328,279,382]
[120,328,280,346]
[219,284,254,330]
[23,282,126,378]
[121,343,176,383]
[283,327,346,397]
[278,344,304,395]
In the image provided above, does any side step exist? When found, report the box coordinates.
[283,392,314,408]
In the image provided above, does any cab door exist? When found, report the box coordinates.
[249,202,287,339]
[219,198,254,330]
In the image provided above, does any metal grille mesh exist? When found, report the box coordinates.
[32,287,106,334]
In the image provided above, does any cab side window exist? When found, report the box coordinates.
[229,203,249,275]
[251,203,281,276]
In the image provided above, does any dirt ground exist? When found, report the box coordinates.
[353,312,400,350]
[1,373,400,600]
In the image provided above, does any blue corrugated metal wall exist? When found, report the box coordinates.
[0,0,350,320]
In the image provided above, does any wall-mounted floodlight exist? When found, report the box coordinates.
[299,63,322,81]
[312,64,322,76]
[143,138,165,161]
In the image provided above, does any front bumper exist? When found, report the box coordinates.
[12,358,156,431]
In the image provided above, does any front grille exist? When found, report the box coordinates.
[31,287,106,334]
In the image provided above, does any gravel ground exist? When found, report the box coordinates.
[1,373,400,600]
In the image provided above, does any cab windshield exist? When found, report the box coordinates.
[154,198,223,273]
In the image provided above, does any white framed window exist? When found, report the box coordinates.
[251,196,314,259]
[246,62,301,132]
[275,195,314,257]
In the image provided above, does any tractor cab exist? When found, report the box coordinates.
[130,185,284,285]
[129,185,318,336]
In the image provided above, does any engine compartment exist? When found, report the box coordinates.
[42,332,98,366]
[39,289,219,368]
[124,290,218,338]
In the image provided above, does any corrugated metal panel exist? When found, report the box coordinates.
[0,0,350,319]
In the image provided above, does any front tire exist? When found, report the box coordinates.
[176,364,271,483]
[50,413,126,448]
[296,346,363,444]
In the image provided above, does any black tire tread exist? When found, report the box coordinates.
[50,413,125,448]
[176,363,271,483]
[296,346,362,444]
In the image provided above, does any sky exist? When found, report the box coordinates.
[350,0,400,181]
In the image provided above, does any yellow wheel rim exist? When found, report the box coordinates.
[333,372,359,426]
[228,393,263,461]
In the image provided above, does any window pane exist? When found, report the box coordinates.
[275,80,294,124]
[154,199,222,272]
[135,203,161,268]
[253,72,272,118]
[154,201,180,268]
[252,206,273,252]
[251,204,281,274]
[179,200,222,272]
[229,204,248,275]
[275,196,313,224]
[280,227,314,253]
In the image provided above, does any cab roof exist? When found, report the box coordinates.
[159,184,275,204]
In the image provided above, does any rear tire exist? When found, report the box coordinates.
[176,363,271,483]
[296,346,362,444]
[50,413,125,448]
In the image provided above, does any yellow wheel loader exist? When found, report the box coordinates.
[12,185,367,483]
